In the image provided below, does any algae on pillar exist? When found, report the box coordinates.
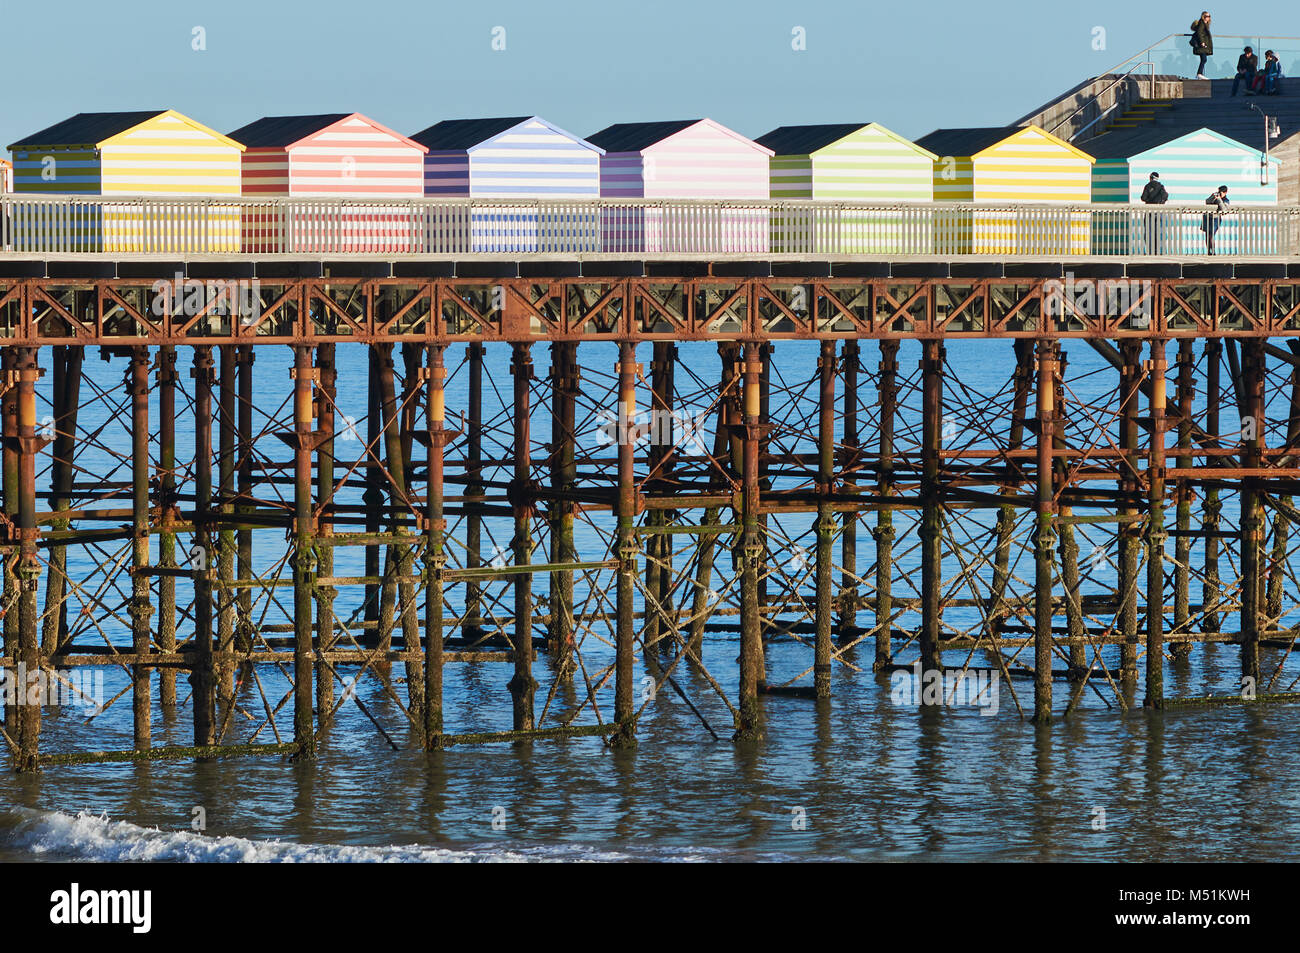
[736,342,765,739]
[919,340,945,683]
[1033,341,1058,724]
[424,345,448,750]
[508,343,537,731]
[814,340,836,697]
[1144,340,1168,710]
[611,342,639,748]
[872,340,897,670]
[129,348,153,751]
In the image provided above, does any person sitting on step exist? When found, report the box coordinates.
[1231,46,1257,95]
[1262,50,1284,95]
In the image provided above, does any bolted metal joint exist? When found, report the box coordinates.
[128,596,154,621]
[292,547,317,576]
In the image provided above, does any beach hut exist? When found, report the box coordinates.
[408,116,604,252]
[755,122,937,253]
[0,158,11,193]
[1088,126,1281,255]
[7,110,244,252]
[913,125,1095,254]
[227,113,427,252]
[586,119,773,253]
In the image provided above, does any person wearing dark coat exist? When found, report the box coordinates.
[1190,12,1213,78]
[1140,173,1168,205]
[1140,173,1168,254]
[1231,46,1257,96]
[1200,185,1229,255]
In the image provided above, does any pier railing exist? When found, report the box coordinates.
[1,194,1298,257]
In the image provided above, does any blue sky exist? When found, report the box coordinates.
[3,1,1293,151]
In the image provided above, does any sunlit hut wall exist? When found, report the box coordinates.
[408,116,604,253]
[7,110,243,252]
[0,158,11,192]
[586,119,773,254]
[755,122,937,254]
[226,113,428,253]
[914,125,1094,255]
[1088,126,1281,255]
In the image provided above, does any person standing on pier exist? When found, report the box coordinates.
[1140,172,1168,254]
[1200,185,1229,254]
[1189,11,1213,79]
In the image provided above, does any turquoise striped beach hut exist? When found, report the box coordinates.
[1088,126,1281,254]
[755,122,937,254]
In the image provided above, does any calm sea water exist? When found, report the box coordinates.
[2,337,1296,861]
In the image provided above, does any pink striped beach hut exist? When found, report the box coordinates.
[586,119,773,253]
[227,113,428,253]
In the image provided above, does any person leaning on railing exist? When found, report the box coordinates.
[1189,11,1213,78]
[1232,46,1258,96]
[1200,185,1230,255]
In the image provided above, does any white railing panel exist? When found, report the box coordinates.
[1,195,1298,258]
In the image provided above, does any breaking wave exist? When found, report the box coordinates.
[0,808,743,862]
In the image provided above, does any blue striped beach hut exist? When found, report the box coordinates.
[408,116,604,252]
[1088,126,1281,255]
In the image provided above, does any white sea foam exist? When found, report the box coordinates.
[1,809,725,863]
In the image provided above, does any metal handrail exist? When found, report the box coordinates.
[1089,32,1300,85]
[1048,61,1156,138]
[1046,33,1300,140]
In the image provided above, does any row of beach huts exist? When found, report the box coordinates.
[0,110,1286,255]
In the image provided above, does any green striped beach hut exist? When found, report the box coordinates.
[755,123,937,253]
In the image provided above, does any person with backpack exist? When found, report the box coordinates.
[1189,12,1213,79]
[1140,172,1168,254]
[1262,49,1283,95]
[1231,46,1258,95]
[1200,185,1229,254]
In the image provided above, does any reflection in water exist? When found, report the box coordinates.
[3,691,1299,861]
[4,338,1298,861]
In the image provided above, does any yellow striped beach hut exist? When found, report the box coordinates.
[914,125,1095,255]
[8,110,244,252]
